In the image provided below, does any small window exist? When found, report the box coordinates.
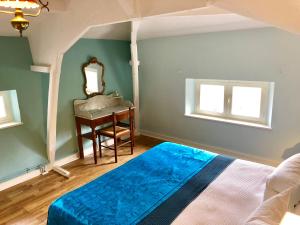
[0,90,22,129]
[185,79,274,129]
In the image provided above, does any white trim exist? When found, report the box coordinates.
[30,65,51,73]
[0,138,115,192]
[47,55,64,166]
[129,60,140,66]
[185,113,272,130]
[140,129,280,166]
[0,169,41,192]
[0,121,23,130]
[131,20,141,132]
[53,166,71,178]
[0,153,78,192]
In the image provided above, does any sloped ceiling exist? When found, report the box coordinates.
[138,14,269,40]
[215,0,300,35]
[82,12,269,41]
[1,0,300,64]
[0,5,269,40]
[83,22,131,40]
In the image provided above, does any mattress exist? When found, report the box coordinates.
[47,142,273,225]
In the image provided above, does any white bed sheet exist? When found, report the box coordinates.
[172,159,274,225]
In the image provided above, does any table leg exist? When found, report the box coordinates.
[98,134,102,158]
[92,127,97,164]
[132,117,135,147]
[76,119,84,159]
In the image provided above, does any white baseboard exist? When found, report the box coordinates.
[0,169,42,192]
[54,138,115,167]
[0,131,278,192]
[140,129,280,167]
[0,138,115,192]
[54,153,80,168]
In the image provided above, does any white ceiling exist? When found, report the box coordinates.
[139,14,269,40]
[83,22,131,40]
[83,13,269,41]
[0,5,270,39]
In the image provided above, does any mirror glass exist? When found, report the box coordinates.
[82,57,105,97]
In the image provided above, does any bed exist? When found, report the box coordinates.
[47,142,274,225]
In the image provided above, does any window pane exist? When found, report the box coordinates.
[199,84,224,113]
[0,96,7,118]
[231,86,262,118]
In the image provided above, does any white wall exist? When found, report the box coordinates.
[138,28,300,162]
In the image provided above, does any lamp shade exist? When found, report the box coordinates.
[0,0,39,9]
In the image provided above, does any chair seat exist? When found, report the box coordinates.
[97,107,135,163]
[99,126,130,137]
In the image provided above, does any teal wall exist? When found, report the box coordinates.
[0,37,49,182]
[56,39,132,159]
[138,28,300,162]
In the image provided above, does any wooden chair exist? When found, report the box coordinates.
[98,107,134,163]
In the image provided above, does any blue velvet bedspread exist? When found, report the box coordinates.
[47,142,217,225]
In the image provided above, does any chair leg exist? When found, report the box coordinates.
[98,135,102,158]
[130,140,134,155]
[92,128,97,164]
[114,136,118,163]
[132,127,135,147]
[130,132,134,155]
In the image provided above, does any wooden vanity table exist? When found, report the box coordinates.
[75,105,134,164]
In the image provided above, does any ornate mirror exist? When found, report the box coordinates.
[82,57,105,98]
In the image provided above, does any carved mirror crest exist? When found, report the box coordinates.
[82,57,105,98]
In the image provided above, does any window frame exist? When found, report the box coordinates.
[192,79,274,127]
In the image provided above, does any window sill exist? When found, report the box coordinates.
[184,113,272,130]
[0,121,23,130]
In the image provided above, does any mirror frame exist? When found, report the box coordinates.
[82,57,105,98]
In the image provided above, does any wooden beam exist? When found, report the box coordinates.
[30,65,51,73]
[46,54,71,177]
[130,20,141,132]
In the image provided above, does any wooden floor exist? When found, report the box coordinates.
[0,135,163,225]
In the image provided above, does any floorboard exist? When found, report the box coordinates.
[0,135,163,225]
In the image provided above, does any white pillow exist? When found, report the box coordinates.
[246,187,293,225]
[264,153,300,200]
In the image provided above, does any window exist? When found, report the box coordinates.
[0,96,7,118]
[185,79,274,129]
[0,90,22,129]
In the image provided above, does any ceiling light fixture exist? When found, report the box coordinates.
[0,0,49,37]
